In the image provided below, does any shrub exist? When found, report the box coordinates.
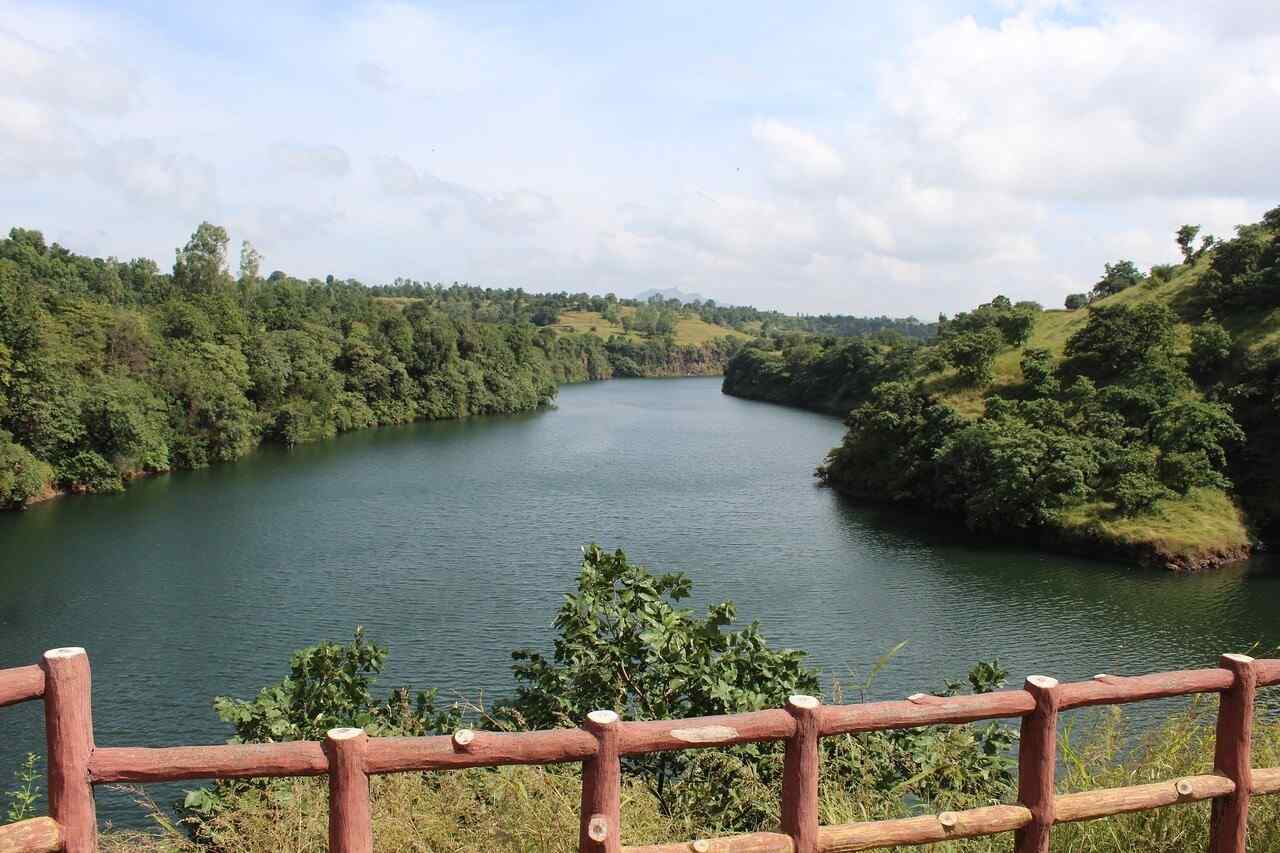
[0,432,51,507]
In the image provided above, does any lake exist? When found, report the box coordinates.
[1,376,1277,825]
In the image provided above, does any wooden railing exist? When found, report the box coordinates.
[1,649,1278,853]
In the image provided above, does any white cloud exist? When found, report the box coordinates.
[268,143,351,179]
[751,119,845,189]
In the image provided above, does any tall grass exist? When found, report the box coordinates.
[98,699,1280,853]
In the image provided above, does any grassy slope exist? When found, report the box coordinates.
[553,308,747,347]
[925,259,1257,568]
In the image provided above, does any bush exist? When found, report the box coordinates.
[1065,292,1089,310]
[0,432,51,508]
[56,450,122,493]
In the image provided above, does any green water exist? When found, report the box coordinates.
[1,376,1277,824]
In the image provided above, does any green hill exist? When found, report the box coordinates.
[724,206,1280,570]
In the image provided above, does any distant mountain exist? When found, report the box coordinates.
[635,287,707,304]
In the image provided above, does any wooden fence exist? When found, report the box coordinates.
[1,648,1278,853]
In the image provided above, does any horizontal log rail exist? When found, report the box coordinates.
[0,651,1277,852]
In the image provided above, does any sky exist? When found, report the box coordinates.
[3,0,1279,317]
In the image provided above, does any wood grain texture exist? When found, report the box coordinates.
[624,832,794,853]
[817,805,1032,852]
[42,648,96,853]
[1210,654,1256,853]
[0,665,44,708]
[619,710,794,755]
[367,728,596,773]
[0,817,62,853]
[1257,659,1280,688]
[325,728,371,853]
[1014,676,1060,853]
[820,690,1035,735]
[781,696,821,853]
[90,741,329,782]
[1254,767,1280,795]
[1055,774,1235,822]
[581,711,622,853]
[1057,668,1233,710]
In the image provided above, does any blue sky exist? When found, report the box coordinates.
[3,0,1278,315]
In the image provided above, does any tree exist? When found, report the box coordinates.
[1090,260,1142,300]
[174,222,232,295]
[942,327,1003,386]
[0,430,51,508]
[1064,303,1177,380]
[238,240,262,288]
[1189,313,1232,382]
[506,545,818,821]
[1176,225,1201,263]
[1064,293,1089,310]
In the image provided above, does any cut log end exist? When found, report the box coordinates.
[1176,778,1194,797]
[691,841,711,853]
[787,694,821,710]
[326,727,365,741]
[587,709,620,726]
[43,647,87,660]
[587,814,610,842]
[1221,653,1254,664]
[452,728,476,749]
[1026,675,1059,690]
[937,811,958,829]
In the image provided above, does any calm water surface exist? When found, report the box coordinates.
[1,377,1278,824]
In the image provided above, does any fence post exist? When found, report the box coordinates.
[325,727,372,853]
[580,710,622,853]
[1210,653,1257,853]
[1014,675,1060,853]
[782,694,822,853]
[42,647,97,853]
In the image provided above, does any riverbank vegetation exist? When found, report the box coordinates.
[3,547,1269,852]
[0,225,745,508]
[0,222,934,510]
[723,206,1280,570]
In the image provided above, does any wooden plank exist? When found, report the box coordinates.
[781,696,821,853]
[0,665,44,708]
[618,710,794,755]
[1210,654,1257,853]
[625,833,794,853]
[580,710,622,853]
[325,728,372,853]
[367,728,596,773]
[1257,659,1280,688]
[821,690,1035,736]
[1254,767,1280,795]
[43,648,96,853]
[1056,774,1235,822]
[90,741,329,782]
[817,805,1032,852]
[1014,676,1060,853]
[0,817,61,853]
[1057,669,1233,710]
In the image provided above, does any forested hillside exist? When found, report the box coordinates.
[724,206,1280,570]
[0,224,738,508]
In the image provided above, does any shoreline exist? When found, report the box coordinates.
[10,370,728,512]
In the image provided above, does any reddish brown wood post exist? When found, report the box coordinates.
[782,694,821,853]
[1210,653,1257,853]
[1014,675,1060,853]
[325,727,372,853]
[42,647,97,853]
[580,710,622,853]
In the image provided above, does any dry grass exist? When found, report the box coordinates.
[101,766,675,853]
[554,309,746,347]
[1053,487,1251,564]
[97,704,1280,853]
